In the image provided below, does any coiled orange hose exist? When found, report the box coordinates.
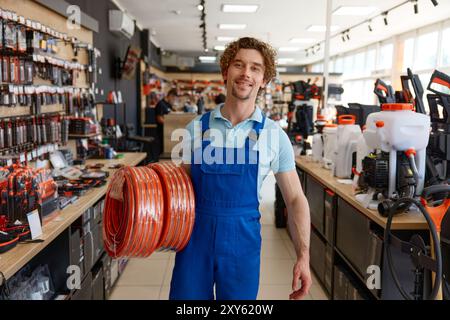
[103,164,195,258]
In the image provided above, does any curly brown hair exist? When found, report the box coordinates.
[220,37,277,95]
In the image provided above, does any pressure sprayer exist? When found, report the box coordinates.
[356,103,430,215]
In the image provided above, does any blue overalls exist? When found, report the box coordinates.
[169,111,266,300]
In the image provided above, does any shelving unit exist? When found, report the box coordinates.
[295,156,431,300]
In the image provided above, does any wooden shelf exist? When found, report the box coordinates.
[296,156,428,230]
[0,152,147,282]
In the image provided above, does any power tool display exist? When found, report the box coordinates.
[0,163,58,253]
[333,115,362,179]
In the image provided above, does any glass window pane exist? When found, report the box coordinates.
[335,57,344,73]
[366,49,376,75]
[441,28,450,67]
[403,38,414,72]
[354,52,365,77]
[343,55,355,77]
[415,31,438,70]
[378,44,393,70]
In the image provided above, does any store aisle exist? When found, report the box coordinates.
[109,173,328,300]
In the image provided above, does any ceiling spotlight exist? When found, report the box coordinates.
[368,21,373,32]
[383,12,388,26]
[346,31,350,41]
[199,22,205,28]
[204,48,209,52]
[341,33,346,42]
[305,49,309,57]
[431,0,438,6]
[412,0,418,14]
[316,44,321,52]
[197,4,204,11]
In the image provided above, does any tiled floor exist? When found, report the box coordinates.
[109,173,329,300]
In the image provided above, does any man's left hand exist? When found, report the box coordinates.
[289,256,312,300]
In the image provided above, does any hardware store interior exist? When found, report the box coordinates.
[0,0,450,301]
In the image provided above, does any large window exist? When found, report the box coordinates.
[403,38,415,71]
[441,28,450,67]
[378,43,393,70]
[415,31,439,70]
[365,49,376,76]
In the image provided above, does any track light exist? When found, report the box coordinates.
[341,33,346,42]
[197,4,204,11]
[382,12,388,26]
[346,31,350,41]
[305,49,309,57]
[431,0,438,6]
[412,0,418,14]
[368,21,373,32]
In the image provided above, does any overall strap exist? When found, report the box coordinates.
[200,111,212,134]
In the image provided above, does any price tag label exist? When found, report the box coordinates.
[27,210,43,240]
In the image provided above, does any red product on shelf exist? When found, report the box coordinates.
[102,164,195,258]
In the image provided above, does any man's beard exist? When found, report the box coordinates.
[231,84,253,100]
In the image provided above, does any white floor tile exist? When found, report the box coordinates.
[310,284,329,300]
[159,286,170,300]
[109,285,161,300]
[116,259,169,286]
[261,239,292,259]
[260,259,295,285]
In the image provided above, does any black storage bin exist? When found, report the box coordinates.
[324,189,337,244]
[306,175,325,234]
[92,265,104,300]
[296,167,306,193]
[324,244,334,295]
[333,265,348,300]
[310,229,326,284]
[71,272,93,300]
[69,228,83,276]
[336,198,371,276]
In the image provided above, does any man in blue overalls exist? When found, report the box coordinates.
[170,37,311,300]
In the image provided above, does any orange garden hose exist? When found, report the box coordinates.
[103,164,195,258]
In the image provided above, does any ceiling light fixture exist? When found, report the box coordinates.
[214,45,225,51]
[221,4,259,13]
[289,38,315,44]
[199,56,216,62]
[279,47,300,52]
[341,33,346,42]
[216,36,236,42]
[383,11,388,26]
[431,0,438,6]
[368,20,373,32]
[218,24,247,30]
[332,6,377,16]
[306,25,340,32]
[197,4,204,11]
[411,0,418,14]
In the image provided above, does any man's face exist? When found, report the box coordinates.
[167,95,177,106]
[223,49,267,102]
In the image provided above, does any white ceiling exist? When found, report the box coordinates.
[115,0,450,66]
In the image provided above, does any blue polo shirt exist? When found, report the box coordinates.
[180,104,295,202]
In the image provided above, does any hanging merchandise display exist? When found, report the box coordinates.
[333,115,362,179]
[311,114,328,163]
[103,164,195,258]
[356,103,430,215]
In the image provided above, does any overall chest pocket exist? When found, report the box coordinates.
[200,145,246,175]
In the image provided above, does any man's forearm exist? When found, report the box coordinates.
[286,194,310,260]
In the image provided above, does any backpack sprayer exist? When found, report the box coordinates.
[355,72,430,215]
